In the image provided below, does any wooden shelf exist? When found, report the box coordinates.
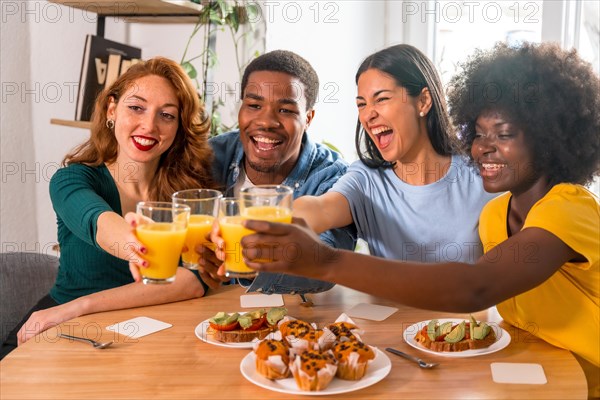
[51,119,92,130]
[48,0,204,23]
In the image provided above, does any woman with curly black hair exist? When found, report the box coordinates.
[239,42,599,396]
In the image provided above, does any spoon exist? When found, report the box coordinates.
[59,333,114,349]
[385,347,438,369]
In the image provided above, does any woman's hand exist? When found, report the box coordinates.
[124,212,149,282]
[241,218,338,280]
[17,303,78,345]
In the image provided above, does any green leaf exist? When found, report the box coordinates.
[227,8,240,32]
[209,9,224,24]
[245,3,260,21]
[216,0,229,17]
[321,140,344,157]
[181,61,198,79]
[211,110,221,125]
[207,48,218,68]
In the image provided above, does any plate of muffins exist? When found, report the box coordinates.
[240,317,392,395]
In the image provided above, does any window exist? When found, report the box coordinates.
[433,1,543,84]
[426,0,598,194]
[577,1,599,74]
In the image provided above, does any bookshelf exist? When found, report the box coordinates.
[49,0,205,130]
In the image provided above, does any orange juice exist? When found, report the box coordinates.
[242,205,293,223]
[181,215,215,267]
[136,222,187,280]
[220,216,254,274]
[220,206,292,276]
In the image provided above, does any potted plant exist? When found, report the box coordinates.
[181,0,263,136]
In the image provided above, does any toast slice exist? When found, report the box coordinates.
[209,325,273,343]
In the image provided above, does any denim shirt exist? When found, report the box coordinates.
[209,130,356,294]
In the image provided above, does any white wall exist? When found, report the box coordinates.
[264,0,387,160]
[1,4,38,254]
[1,1,111,254]
[1,0,388,249]
[1,1,259,250]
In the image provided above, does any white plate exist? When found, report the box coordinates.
[195,314,276,349]
[240,348,391,395]
[403,318,511,358]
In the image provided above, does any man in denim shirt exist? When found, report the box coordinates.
[201,50,355,294]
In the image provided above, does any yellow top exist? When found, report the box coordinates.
[479,183,599,367]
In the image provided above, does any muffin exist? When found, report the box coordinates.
[253,339,290,380]
[332,340,376,380]
[289,328,339,355]
[323,321,362,344]
[289,349,338,391]
[278,319,314,346]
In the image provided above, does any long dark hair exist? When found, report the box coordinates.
[355,44,455,168]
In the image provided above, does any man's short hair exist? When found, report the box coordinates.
[241,50,319,110]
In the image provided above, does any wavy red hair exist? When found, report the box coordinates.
[64,57,215,200]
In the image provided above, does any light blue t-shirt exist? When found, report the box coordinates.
[331,156,496,263]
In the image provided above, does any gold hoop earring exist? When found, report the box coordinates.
[106,119,115,130]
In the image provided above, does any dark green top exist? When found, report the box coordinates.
[49,164,133,304]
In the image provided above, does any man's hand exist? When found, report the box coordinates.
[197,243,228,289]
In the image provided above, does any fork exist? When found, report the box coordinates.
[299,294,314,307]
[58,333,113,349]
[385,347,438,369]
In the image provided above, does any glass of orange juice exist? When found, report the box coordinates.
[172,189,222,270]
[219,185,293,278]
[135,201,190,284]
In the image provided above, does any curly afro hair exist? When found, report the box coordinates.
[240,50,319,111]
[448,42,600,186]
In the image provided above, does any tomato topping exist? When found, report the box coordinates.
[243,314,267,331]
[209,320,240,331]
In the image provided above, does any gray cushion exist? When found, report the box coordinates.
[0,252,59,343]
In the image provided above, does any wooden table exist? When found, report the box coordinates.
[0,285,586,399]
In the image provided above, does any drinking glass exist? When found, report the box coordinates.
[135,201,189,284]
[172,189,222,270]
[240,185,294,223]
[219,185,293,278]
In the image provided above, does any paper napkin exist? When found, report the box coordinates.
[106,316,172,339]
[345,303,399,321]
[354,238,371,254]
[491,363,547,384]
[240,294,284,308]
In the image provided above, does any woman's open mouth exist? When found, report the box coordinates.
[371,126,394,149]
[132,136,157,151]
[479,162,508,179]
